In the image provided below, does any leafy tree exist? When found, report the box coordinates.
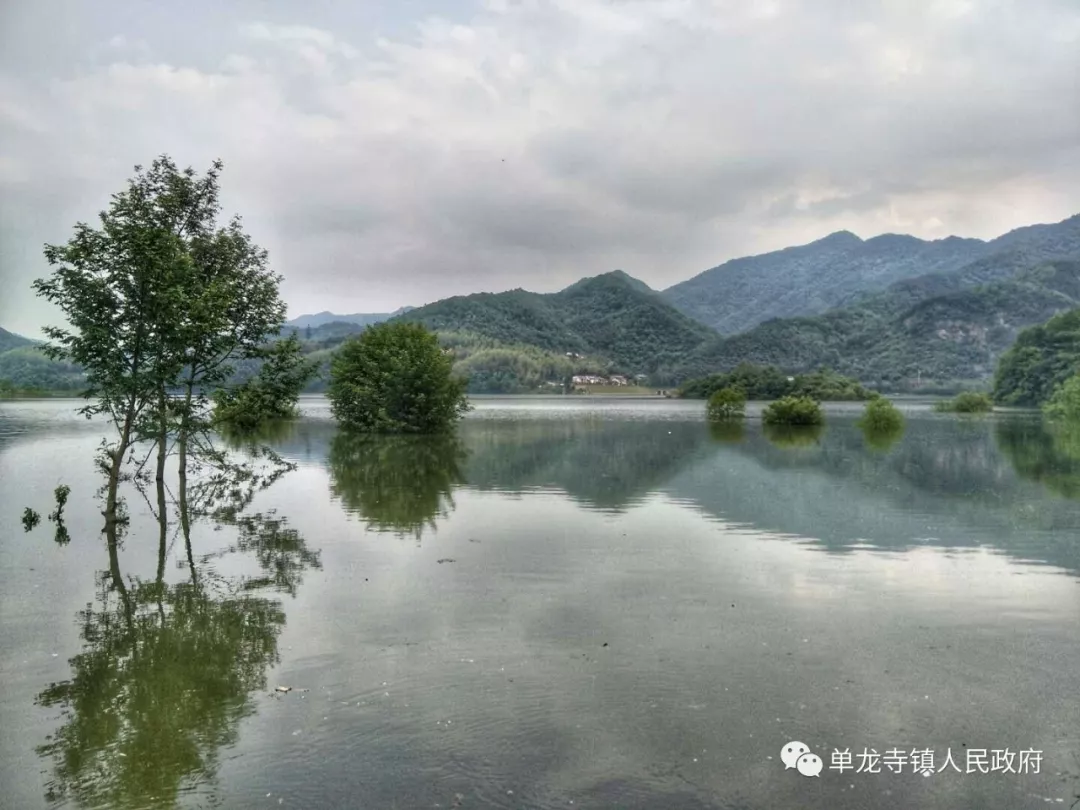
[706,386,746,421]
[33,158,198,525]
[328,322,470,434]
[1043,374,1080,422]
[32,156,292,523]
[212,334,318,431]
[762,396,825,425]
[993,307,1080,406]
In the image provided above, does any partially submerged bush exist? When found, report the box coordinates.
[859,396,904,432]
[934,392,994,414]
[328,322,470,434]
[706,386,746,421]
[762,396,824,426]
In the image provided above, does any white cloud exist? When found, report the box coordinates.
[1,0,1079,333]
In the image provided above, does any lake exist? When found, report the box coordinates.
[2,395,1080,809]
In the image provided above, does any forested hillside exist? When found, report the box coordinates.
[394,270,715,379]
[663,213,1080,334]
[672,260,1080,388]
[993,308,1080,406]
[0,327,34,353]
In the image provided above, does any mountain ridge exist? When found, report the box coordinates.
[660,214,1080,335]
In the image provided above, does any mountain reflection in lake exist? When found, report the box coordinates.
[2,397,1080,810]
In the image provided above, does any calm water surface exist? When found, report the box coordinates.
[2,396,1080,809]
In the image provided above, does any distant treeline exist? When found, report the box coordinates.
[678,363,874,401]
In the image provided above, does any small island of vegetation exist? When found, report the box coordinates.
[328,321,471,434]
[679,363,873,402]
[934,392,994,414]
[762,396,825,426]
[705,387,746,421]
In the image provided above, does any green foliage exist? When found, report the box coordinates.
[1044,374,1080,422]
[706,386,746,421]
[681,363,873,401]
[49,484,71,520]
[763,423,825,447]
[31,155,291,527]
[328,431,467,537]
[328,322,471,434]
[857,397,906,452]
[396,271,714,384]
[212,335,318,430]
[934,392,994,413]
[762,396,825,426]
[993,308,1080,406]
[859,397,905,431]
[22,507,41,532]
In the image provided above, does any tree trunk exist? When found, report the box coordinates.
[103,408,135,532]
[155,389,168,484]
[179,463,197,588]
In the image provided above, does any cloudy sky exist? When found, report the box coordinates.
[1,0,1078,336]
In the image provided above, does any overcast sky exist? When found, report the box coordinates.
[2,0,1079,336]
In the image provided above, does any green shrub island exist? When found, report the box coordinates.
[706,387,746,421]
[858,397,905,451]
[859,396,905,431]
[680,363,872,401]
[762,396,824,426]
[934,391,994,414]
[328,321,471,434]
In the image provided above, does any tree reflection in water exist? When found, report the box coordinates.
[36,462,320,809]
[996,418,1080,500]
[328,431,467,538]
[861,420,905,453]
[762,422,825,449]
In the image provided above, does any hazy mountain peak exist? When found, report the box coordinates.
[816,230,863,246]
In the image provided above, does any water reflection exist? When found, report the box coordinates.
[860,420,905,453]
[328,432,467,538]
[995,418,1080,499]
[762,423,825,448]
[35,470,320,809]
[707,420,745,443]
[269,411,1080,573]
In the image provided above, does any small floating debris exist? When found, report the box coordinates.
[275,686,292,693]
[437,558,456,564]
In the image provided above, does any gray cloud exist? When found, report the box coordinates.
[1,0,1079,336]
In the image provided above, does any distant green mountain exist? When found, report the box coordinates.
[662,214,1080,335]
[0,345,85,392]
[286,307,413,330]
[0,326,35,353]
[672,260,1080,388]
[394,270,716,377]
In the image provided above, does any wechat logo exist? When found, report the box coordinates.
[782,741,823,777]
